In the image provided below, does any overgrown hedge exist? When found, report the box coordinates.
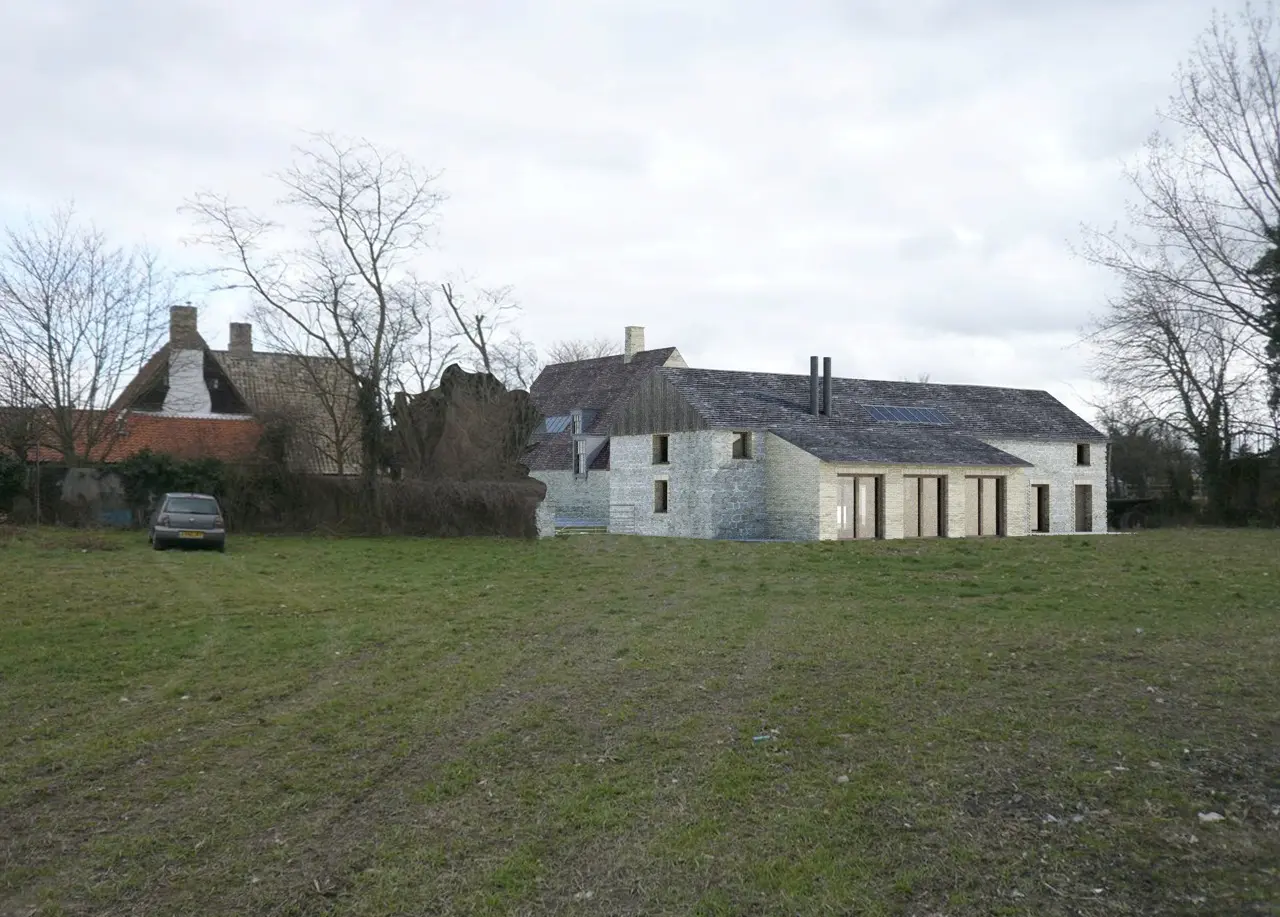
[111,449,542,537]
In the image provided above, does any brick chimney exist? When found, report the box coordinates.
[164,305,212,414]
[624,326,645,364]
[229,322,253,357]
[169,305,200,349]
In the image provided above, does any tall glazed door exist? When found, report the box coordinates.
[836,476,856,540]
[855,476,878,539]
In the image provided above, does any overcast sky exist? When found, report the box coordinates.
[0,0,1223,419]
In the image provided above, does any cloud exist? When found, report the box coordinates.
[0,0,1217,420]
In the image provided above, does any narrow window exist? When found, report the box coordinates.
[572,411,583,434]
[574,441,588,476]
[1034,485,1050,532]
[1076,443,1091,466]
[654,479,669,513]
[652,434,669,465]
[731,431,752,459]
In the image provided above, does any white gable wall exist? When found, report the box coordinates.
[981,439,1108,533]
[163,350,212,414]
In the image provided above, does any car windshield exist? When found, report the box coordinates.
[166,497,219,515]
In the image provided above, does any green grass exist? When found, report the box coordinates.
[1,527,1278,916]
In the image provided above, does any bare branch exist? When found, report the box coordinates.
[0,203,172,463]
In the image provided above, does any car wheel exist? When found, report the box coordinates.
[217,542,227,554]
[153,537,165,551]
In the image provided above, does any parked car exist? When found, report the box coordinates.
[149,493,227,552]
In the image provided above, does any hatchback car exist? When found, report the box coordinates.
[149,493,227,552]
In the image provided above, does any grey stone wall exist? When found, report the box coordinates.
[534,469,611,523]
[982,438,1109,533]
[609,430,769,539]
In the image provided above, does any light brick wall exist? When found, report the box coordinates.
[816,463,1028,539]
[982,439,1109,533]
[609,430,770,538]
[533,469,611,523]
[764,433,821,540]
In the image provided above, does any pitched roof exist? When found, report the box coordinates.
[212,349,361,475]
[112,334,360,475]
[2,411,262,464]
[525,348,683,471]
[660,368,1105,439]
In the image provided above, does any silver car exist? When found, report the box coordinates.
[149,492,227,552]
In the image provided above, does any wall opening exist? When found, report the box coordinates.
[731,432,753,459]
[837,474,881,540]
[654,479,669,514]
[1034,484,1050,532]
[1077,443,1091,466]
[1075,484,1093,532]
[904,475,944,537]
[652,434,669,465]
[965,476,1004,536]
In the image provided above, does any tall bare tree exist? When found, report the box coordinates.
[1081,4,1279,391]
[1088,274,1263,514]
[545,336,616,364]
[185,134,445,505]
[0,205,171,464]
[440,280,542,390]
[1081,3,1280,510]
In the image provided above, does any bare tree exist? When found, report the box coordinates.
[0,205,171,464]
[545,336,616,364]
[185,134,445,506]
[1088,273,1264,515]
[440,280,542,390]
[1080,3,1280,404]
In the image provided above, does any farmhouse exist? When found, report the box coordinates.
[527,328,1109,539]
[110,305,361,474]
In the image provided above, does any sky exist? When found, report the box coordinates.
[0,0,1225,421]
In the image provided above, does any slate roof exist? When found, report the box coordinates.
[525,348,683,471]
[658,367,1104,467]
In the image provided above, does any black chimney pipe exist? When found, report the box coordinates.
[822,357,832,416]
[809,356,820,416]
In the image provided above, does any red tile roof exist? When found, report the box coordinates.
[5,411,262,464]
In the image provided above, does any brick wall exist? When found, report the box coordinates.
[763,432,821,540]
[609,430,769,538]
[982,439,1109,533]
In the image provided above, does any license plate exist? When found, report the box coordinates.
[178,531,204,539]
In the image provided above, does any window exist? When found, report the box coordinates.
[1077,443,1091,466]
[731,431,753,459]
[572,411,583,434]
[165,496,219,515]
[545,415,572,434]
[654,479,669,513]
[574,441,589,476]
[653,434,669,465]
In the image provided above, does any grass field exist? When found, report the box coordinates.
[1,527,1278,916]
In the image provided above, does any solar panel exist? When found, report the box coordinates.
[864,405,949,425]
